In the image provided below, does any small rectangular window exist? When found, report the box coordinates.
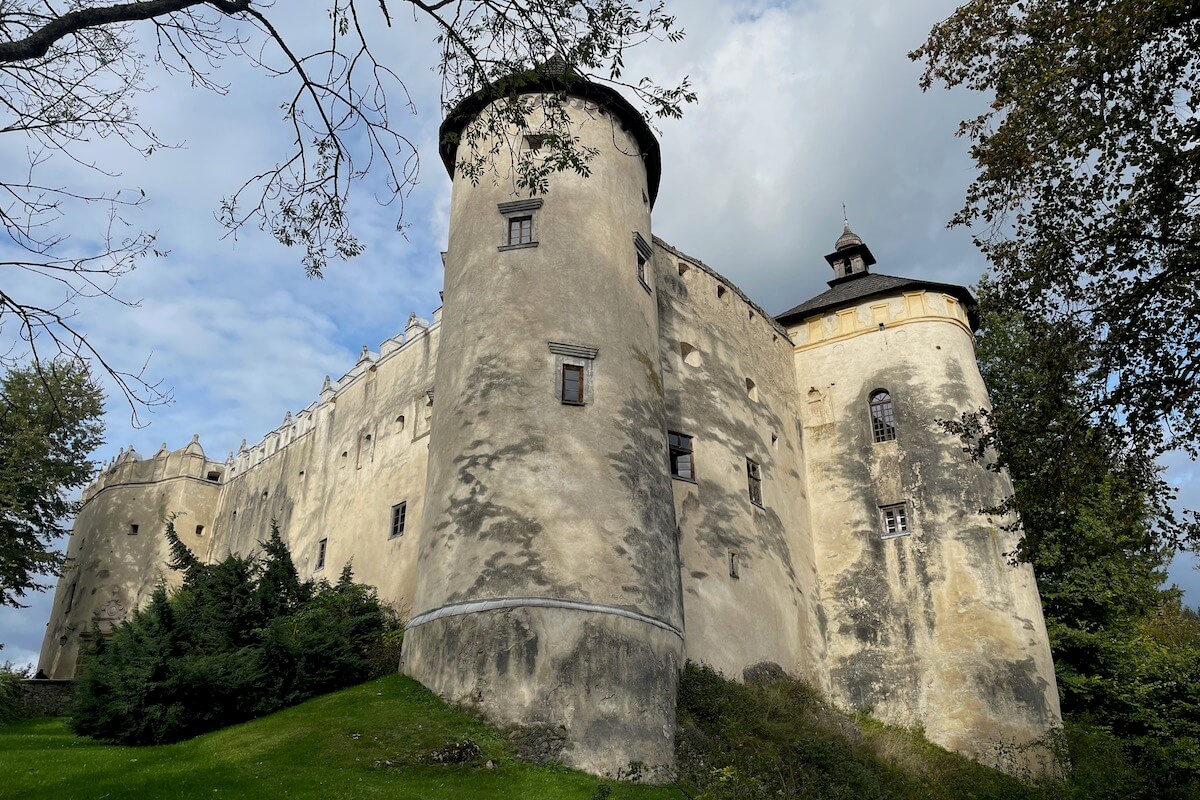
[637,253,651,292]
[562,364,585,405]
[668,432,695,481]
[507,215,533,246]
[746,458,763,507]
[728,550,740,579]
[316,538,328,571]
[128,523,139,535]
[880,503,910,538]
[195,525,205,537]
[390,502,407,539]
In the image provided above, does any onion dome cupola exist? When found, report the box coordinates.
[825,220,876,280]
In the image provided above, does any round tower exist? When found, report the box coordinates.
[782,225,1061,771]
[401,67,683,776]
[38,440,223,678]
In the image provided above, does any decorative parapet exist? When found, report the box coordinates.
[224,312,442,482]
[80,436,224,505]
[791,290,973,353]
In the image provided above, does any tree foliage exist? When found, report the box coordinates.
[943,285,1200,795]
[0,359,103,607]
[0,1,692,411]
[911,0,1200,459]
[71,519,401,745]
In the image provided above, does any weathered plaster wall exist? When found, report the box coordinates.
[210,319,440,612]
[38,447,222,678]
[37,320,441,679]
[653,240,828,689]
[405,93,684,776]
[35,82,1063,781]
[790,290,1061,766]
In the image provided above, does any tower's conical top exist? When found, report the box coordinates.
[543,54,569,78]
[835,220,864,251]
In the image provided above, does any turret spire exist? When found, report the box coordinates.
[824,217,876,281]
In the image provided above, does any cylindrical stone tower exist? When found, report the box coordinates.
[401,68,684,776]
[783,225,1061,771]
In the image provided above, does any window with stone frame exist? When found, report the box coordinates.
[668,432,696,481]
[549,342,598,406]
[633,231,653,293]
[497,198,542,251]
[869,389,897,443]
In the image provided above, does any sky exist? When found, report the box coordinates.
[1,0,1197,669]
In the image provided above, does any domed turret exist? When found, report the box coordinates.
[825,219,877,279]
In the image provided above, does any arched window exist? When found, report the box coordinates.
[869,390,896,443]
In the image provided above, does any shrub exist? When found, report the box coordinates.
[675,661,1040,800]
[71,520,402,745]
[0,661,28,724]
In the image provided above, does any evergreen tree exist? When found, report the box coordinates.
[944,283,1200,793]
[72,520,398,745]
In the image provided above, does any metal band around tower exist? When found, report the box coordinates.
[405,597,684,639]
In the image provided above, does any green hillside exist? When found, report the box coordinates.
[0,674,673,800]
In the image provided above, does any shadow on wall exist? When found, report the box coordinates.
[819,362,1053,725]
[431,354,568,603]
[607,347,678,618]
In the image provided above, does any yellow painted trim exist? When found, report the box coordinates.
[792,313,974,353]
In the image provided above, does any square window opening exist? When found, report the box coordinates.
[880,503,910,538]
[507,215,534,246]
[390,501,408,539]
[562,364,585,406]
[637,253,651,293]
[128,523,139,535]
[668,432,696,481]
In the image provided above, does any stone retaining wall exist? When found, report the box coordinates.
[19,680,75,717]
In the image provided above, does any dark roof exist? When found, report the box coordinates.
[438,66,662,205]
[775,272,979,329]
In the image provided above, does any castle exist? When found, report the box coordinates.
[39,68,1062,777]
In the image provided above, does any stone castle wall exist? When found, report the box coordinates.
[39,81,1062,779]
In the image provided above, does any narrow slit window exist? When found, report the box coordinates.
[562,364,585,405]
[869,389,897,443]
[668,432,695,481]
[507,215,533,246]
[728,550,740,579]
[746,458,763,507]
[390,502,407,539]
[880,503,910,538]
[316,538,328,571]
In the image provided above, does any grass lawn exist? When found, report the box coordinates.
[0,674,679,800]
